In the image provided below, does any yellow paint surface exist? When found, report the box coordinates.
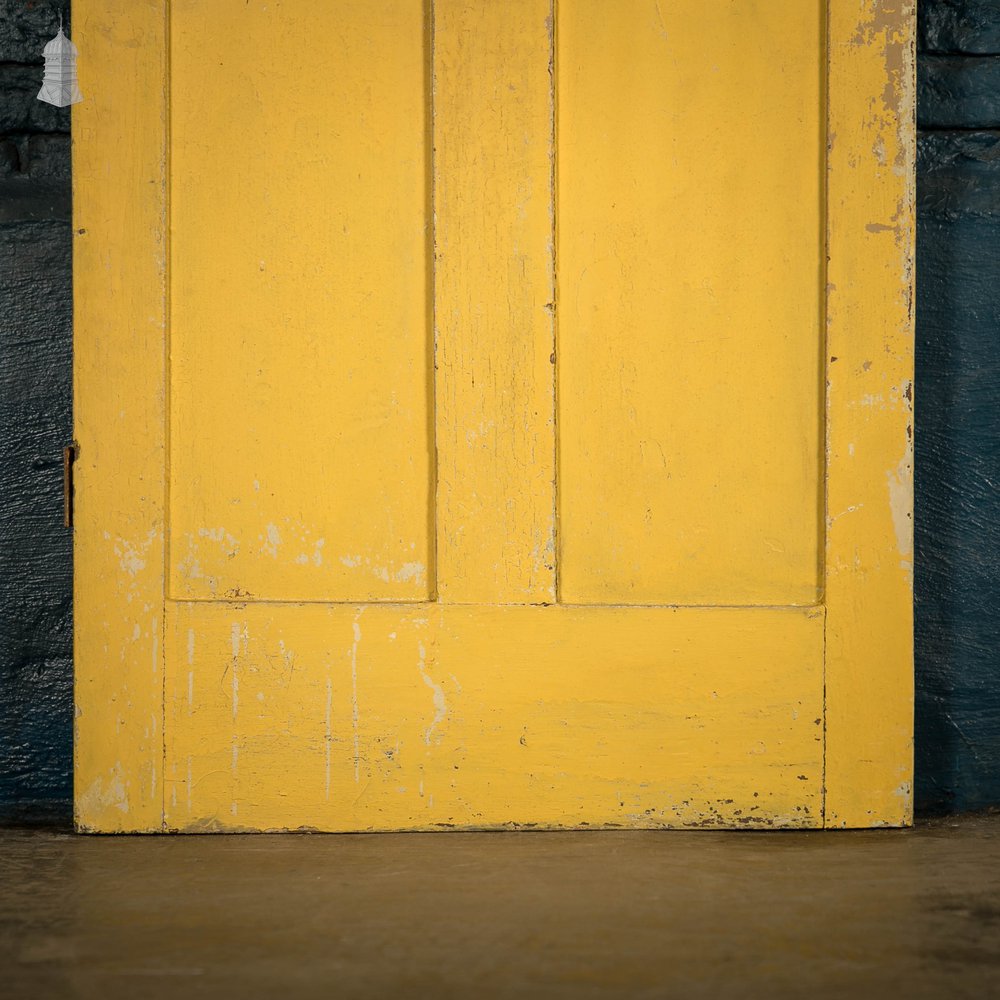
[169,0,433,603]
[558,0,824,606]
[165,603,823,831]
[434,0,556,605]
[824,0,915,827]
[73,0,167,832]
[75,1,913,832]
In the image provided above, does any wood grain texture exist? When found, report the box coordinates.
[557,0,824,606]
[73,0,167,831]
[433,0,556,604]
[824,0,915,827]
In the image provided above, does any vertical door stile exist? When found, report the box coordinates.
[73,0,169,832]
[433,0,557,605]
[823,0,915,827]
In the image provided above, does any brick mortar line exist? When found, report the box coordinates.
[917,125,1000,133]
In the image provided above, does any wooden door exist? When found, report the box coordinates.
[73,1,914,832]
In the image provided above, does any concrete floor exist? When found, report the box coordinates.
[1,817,999,999]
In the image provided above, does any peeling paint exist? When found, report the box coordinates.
[395,562,425,584]
[229,622,244,721]
[339,553,426,586]
[261,523,281,558]
[417,641,447,746]
[77,764,129,817]
[112,528,157,578]
[197,525,239,557]
[887,436,914,583]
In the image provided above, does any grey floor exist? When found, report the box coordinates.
[2,815,999,998]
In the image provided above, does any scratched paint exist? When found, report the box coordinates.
[416,642,448,747]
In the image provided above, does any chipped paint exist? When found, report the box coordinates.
[261,523,281,558]
[338,553,427,587]
[77,764,130,820]
[112,529,157,578]
[197,525,239,557]
[887,436,914,583]
[229,622,242,721]
[395,562,425,584]
[824,0,914,828]
[417,641,448,746]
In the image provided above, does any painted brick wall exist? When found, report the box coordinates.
[915,0,1000,814]
[0,2,72,823]
[0,2,998,822]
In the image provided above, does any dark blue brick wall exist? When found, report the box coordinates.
[0,2,72,824]
[915,1,1000,814]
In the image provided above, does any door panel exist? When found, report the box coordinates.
[169,0,433,603]
[558,0,824,606]
[165,602,823,831]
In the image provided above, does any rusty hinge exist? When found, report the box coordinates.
[63,443,77,528]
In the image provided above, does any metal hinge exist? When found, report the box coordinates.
[63,443,77,528]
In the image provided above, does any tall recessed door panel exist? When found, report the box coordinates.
[558,1,823,606]
[169,2,433,603]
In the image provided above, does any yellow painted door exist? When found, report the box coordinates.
[73,0,915,831]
